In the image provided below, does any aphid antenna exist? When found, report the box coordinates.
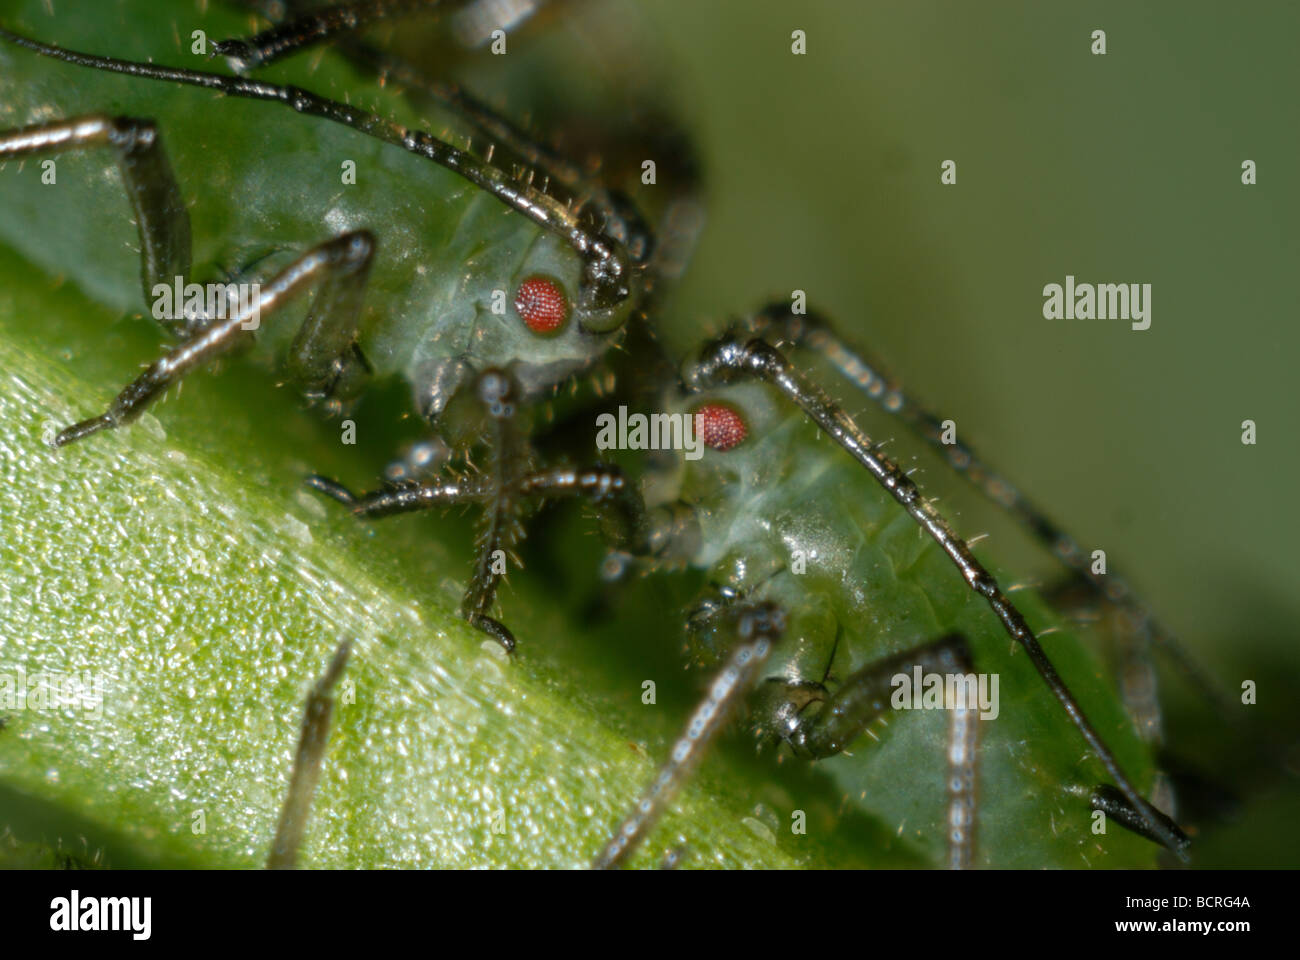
[0,26,636,313]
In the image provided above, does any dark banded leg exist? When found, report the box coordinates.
[307,370,531,652]
[305,472,513,648]
[52,231,375,447]
[593,602,785,869]
[946,683,979,869]
[685,333,1188,860]
[214,0,436,72]
[785,634,979,869]
[1050,576,1178,814]
[306,465,645,651]
[458,370,530,653]
[268,641,351,870]
[519,465,648,556]
[315,26,692,289]
[307,433,652,653]
[223,0,581,189]
[598,501,703,583]
[0,115,190,329]
[747,302,1233,720]
[304,473,490,517]
[1090,785,1190,857]
[520,463,685,584]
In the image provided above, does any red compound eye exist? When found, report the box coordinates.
[514,276,568,334]
[695,403,748,451]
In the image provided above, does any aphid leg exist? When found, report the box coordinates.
[1089,785,1190,857]
[306,465,645,651]
[224,0,657,189]
[252,2,588,183]
[747,302,1237,720]
[1048,573,1179,816]
[0,116,191,328]
[453,369,529,653]
[309,403,655,653]
[51,230,375,447]
[598,501,704,583]
[518,465,648,557]
[224,0,683,311]
[214,1,436,72]
[592,602,785,869]
[685,333,1189,859]
[1056,578,1255,834]
[308,369,540,652]
[304,473,490,516]
[781,634,979,869]
[456,392,671,650]
[305,468,515,646]
[268,640,352,870]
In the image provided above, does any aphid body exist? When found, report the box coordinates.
[591,375,1164,867]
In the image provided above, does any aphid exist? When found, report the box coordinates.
[0,0,682,658]
[586,317,1195,868]
[0,0,1231,867]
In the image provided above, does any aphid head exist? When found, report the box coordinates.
[413,235,640,424]
[506,232,637,340]
[465,235,637,393]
